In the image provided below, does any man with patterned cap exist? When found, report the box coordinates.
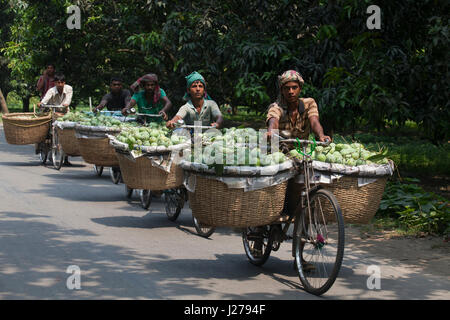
[267,70,330,142]
[255,70,331,270]
[166,71,223,128]
[122,73,172,121]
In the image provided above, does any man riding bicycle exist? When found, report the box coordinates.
[37,73,73,165]
[166,71,223,129]
[256,70,332,269]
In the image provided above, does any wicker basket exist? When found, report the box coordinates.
[319,175,388,224]
[115,151,184,190]
[188,175,288,228]
[75,124,121,167]
[77,137,119,166]
[2,112,51,145]
[57,127,80,156]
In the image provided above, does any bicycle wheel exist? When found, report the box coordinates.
[242,225,274,266]
[39,143,48,165]
[293,188,345,296]
[51,131,64,170]
[140,189,152,209]
[94,165,103,177]
[192,215,215,238]
[125,185,133,198]
[109,167,121,184]
[164,188,185,221]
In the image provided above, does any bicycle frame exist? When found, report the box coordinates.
[269,139,330,243]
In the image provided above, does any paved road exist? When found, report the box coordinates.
[0,126,449,300]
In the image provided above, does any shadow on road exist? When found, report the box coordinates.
[0,210,316,299]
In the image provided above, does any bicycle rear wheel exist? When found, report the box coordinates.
[192,215,215,238]
[164,188,185,221]
[293,188,344,296]
[110,167,121,184]
[242,225,274,266]
[38,142,49,165]
[140,189,152,209]
[94,165,103,177]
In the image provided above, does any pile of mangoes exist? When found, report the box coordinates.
[289,142,389,166]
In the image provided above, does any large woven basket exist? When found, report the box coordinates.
[319,176,388,224]
[75,124,121,167]
[116,152,184,190]
[57,127,80,156]
[77,137,119,166]
[2,112,51,145]
[188,175,288,228]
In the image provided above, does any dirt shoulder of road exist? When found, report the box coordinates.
[345,225,450,277]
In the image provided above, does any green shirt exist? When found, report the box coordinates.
[131,88,167,115]
[176,100,222,126]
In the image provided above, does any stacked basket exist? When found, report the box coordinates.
[180,161,297,228]
[55,121,81,156]
[2,112,52,145]
[299,160,394,224]
[109,136,190,191]
[75,124,121,167]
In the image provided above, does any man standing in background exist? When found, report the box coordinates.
[36,63,56,99]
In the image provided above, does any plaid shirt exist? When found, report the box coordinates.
[266,98,319,139]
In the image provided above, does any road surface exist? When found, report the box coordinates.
[0,126,449,300]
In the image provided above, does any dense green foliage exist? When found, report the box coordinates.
[1,0,448,142]
[378,179,450,236]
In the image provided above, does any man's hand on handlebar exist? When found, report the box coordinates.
[319,135,332,143]
[166,120,176,129]
[158,111,168,121]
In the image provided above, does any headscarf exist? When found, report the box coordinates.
[277,70,305,105]
[183,71,212,101]
[133,73,161,104]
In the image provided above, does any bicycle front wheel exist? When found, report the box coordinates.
[293,188,345,296]
[52,131,64,170]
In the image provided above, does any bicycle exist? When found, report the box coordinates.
[36,104,67,170]
[90,110,134,179]
[241,138,345,296]
[165,120,217,237]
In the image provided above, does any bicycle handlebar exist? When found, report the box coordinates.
[179,125,216,129]
[134,113,163,117]
[40,104,65,109]
[282,138,330,146]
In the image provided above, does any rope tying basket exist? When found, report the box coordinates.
[109,136,190,191]
[75,124,121,167]
[296,160,394,224]
[55,121,80,156]
[2,112,51,145]
[180,160,297,228]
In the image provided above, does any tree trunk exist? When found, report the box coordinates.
[22,95,31,113]
[0,88,8,114]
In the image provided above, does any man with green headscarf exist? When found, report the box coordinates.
[166,71,223,128]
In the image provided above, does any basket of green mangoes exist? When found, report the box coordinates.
[289,141,394,224]
[73,113,138,167]
[109,123,191,190]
